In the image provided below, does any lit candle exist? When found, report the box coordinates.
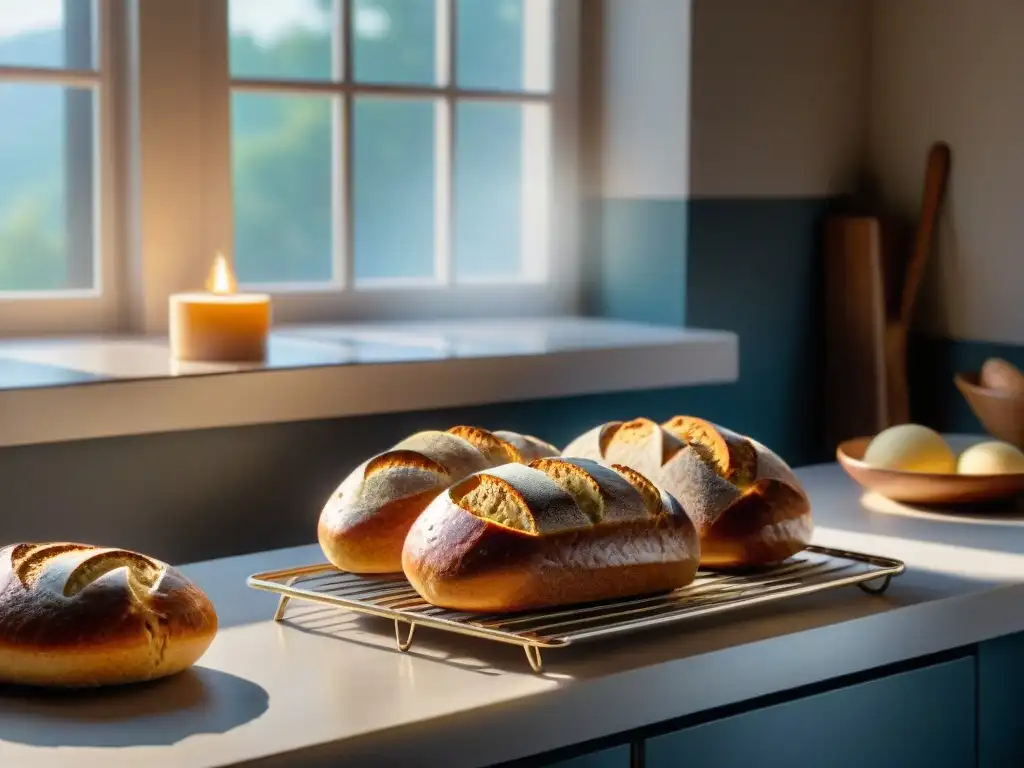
[169,254,272,363]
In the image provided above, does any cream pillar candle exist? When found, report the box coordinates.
[169,254,272,362]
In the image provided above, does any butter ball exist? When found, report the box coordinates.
[863,424,956,473]
[957,441,1024,475]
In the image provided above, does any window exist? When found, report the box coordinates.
[0,0,119,334]
[225,0,580,322]
[0,0,579,335]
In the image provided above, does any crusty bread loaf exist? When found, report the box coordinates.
[0,543,218,687]
[401,457,700,612]
[318,426,560,574]
[563,416,813,567]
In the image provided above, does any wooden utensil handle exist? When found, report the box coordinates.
[900,141,951,323]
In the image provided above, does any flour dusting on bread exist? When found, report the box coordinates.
[530,458,605,524]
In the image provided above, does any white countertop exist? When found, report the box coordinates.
[3,451,1024,767]
[0,318,737,447]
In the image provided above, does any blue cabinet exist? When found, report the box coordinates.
[979,632,1024,768]
[546,745,631,768]
[645,658,975,768]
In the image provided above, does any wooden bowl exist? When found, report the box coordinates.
[955,372,1024,449]
[837,436,1024,505]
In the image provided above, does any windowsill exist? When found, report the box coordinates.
[0,317,738,448]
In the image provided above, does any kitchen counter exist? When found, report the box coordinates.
[3,447,1024,767]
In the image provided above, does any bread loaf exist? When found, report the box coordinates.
[563,416,813,567]
[0,543,218,687]
[318,426,560,573]
[402,457,700,612]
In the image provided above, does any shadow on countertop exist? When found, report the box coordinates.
[0,666,269,748]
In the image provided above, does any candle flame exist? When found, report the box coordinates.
[205,253,237,295]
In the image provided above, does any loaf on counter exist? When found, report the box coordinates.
[563,416,813,567]
[0,543,218,687]
[318,426,560,574]
[402,457,700,612]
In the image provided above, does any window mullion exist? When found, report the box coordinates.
[127,0,234,334]
[64,0,97,291]
[198,0,235,295]
[548,0,582,312]
[339,0,354,291]
[434,0,456,286]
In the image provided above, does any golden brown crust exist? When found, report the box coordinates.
[364,450,448,479]
[663,415,761,485]
[492,430,561,464]
[0,543,218,687]
[564,417,813,567]
[402,459,700,612]
[447,425,522,464]
[609,463,665,518]
[318,490,442,574]
[318,427,561,573]
[699,480,812,567]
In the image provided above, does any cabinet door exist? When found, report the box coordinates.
[979,632,1024,768]
[546,745,631,768]
[645,658,975,768]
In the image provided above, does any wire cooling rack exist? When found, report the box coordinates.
[247,545,904,672]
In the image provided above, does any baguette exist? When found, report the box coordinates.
[563,416,813,567]
[402,457,700,612]
[318,426,560,573]
[0,542,218,687]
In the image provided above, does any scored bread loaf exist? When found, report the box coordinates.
[402,457,700,612]
[318,426,560,574]
[563,416,813,567]
[0,542,218,687]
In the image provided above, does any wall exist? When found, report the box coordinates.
[596,0,868,463]
[869,0,1024,430]
[0,1,871,565]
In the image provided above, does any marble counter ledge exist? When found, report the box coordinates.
[0,317,738,449]
[2,459,1024,768]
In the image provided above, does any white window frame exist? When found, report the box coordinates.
[129,0,582,334]
[0,0,123,336]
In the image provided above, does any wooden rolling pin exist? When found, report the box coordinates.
[884,141,952,426]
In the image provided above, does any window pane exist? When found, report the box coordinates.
[456,0,551,92]
[353,98,437,283]
[232,92,336,284]
[0,83,94,291]
[352,0,438,86]
[229,0,335,81]
[454,102,549,282]
[0,0,96,70]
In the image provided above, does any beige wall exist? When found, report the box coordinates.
[869,0,1024,345]
[595,0,1024,341]
[601,0,692,199]
[598,0,870,200]
[690,0,868,199]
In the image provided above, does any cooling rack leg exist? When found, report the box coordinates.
[394,621,416,652]
[524,645,544,673]
[273,596,292,621]
[273,577,300,621]
[858,574,893,595]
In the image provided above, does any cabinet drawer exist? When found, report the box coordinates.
[545,745,631,768]
[979,632,1024,768]
[645,658,975,768]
